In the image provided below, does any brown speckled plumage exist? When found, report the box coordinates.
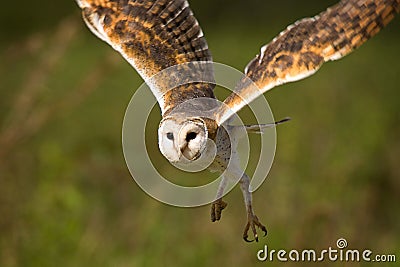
[77,0,215,115]
[218,0,399,124]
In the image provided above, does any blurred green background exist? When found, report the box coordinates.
[1,0,399,266]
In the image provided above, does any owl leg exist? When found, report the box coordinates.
[239,173,267,242]
[211,175,228,222]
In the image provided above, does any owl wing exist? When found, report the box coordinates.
[216,0,400,125]
[76,0,215,115]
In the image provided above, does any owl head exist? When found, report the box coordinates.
[158,116,209,163]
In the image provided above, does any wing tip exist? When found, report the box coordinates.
[75,0,91,9]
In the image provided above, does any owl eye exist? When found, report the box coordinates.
[186,132,197,142]
[166,132,174,140]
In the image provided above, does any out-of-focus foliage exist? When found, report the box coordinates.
[0,1,399,266]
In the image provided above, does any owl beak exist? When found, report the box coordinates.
[180,143,202,161]
[180,148,200,161]
[179,142,189,159]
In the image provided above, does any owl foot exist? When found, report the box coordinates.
[210,198,227,222]
[243,213,267,242]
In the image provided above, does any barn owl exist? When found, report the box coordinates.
[76,0,399,242]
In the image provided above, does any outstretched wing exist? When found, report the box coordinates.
[217,0,399,125]
[76,0,215,115]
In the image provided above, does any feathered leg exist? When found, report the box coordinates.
[239,173,267,242]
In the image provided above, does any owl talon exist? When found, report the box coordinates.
[243,214,267,243]
[210,199,227,222]
[244,236,254,243]
[262,227,268,237]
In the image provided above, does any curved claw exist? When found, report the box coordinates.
[244,236,255,242]
[243,214,267,243]
[210,199,227,222]
[262,227,268,237]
